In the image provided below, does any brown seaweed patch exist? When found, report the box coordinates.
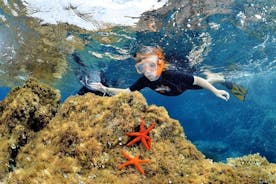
[0,91,274,183]
[0,79,275,183]
[0,78,60,179]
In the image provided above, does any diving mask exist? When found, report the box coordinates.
[135,56,158,74]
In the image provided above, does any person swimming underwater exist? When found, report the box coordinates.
[80,46,247,101]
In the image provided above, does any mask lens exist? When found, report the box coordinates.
[135,63,144,74]
[135,61,157,74]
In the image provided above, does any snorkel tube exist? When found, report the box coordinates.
[155,48,165,77]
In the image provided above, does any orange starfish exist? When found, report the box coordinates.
[126,117,156,150]
[118,151,150,174]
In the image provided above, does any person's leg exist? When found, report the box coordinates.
[203,71,225,84]
[223,81,247,101]
[203,70,247,101]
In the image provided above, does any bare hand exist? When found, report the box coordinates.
[215,90,230,101]
[87,82,107,94]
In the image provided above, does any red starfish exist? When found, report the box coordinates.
[118,151,150,174]
[126,117,156,150]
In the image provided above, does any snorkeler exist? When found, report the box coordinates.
[81,46,247,101]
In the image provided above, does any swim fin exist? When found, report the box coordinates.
[224,81,247,102]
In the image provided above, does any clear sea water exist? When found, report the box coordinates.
[0,0,275,162]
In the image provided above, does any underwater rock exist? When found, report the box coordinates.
[0,78,60,131]
[0,78,60,179]
[0,80,275,183]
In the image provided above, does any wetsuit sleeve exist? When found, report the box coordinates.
[179,73,194,85]
[177,72,202,90]
[182,74,202,89]
[129,77,148,91]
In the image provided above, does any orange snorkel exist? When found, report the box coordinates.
[155,48,165,77]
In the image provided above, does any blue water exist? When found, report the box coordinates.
[0,87,10,100]
[0,0,275,162]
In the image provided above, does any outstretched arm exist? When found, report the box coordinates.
[86,83,130,96]
[193,76,230,101]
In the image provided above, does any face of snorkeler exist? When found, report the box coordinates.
[135,55,160,81]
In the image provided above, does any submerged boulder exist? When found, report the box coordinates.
[0,79,275,183]
[0,78,60,131]
[0,78,60,179]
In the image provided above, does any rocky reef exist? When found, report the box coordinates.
[0,79,275,183]
[0,78,60,179]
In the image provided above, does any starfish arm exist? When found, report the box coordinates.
[121,151,133,160]
[144,135,151,140]
[140,118,145,132]
[144,123,156,134]
[118,160,133,169]
[126,132,142,136]
[135,163,145,174]
[127,136,142,146]
[141,137,150,150]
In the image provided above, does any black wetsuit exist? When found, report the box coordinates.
[129,70,202,96]
[78,70,202,96]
